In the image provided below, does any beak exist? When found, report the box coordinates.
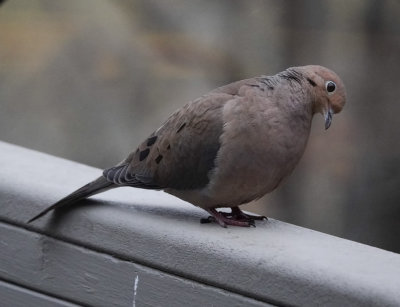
[324,107,333,130]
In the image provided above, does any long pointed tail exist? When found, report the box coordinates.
[28,176,114,223]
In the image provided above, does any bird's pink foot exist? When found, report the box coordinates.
[229,207,268,221]
[200,208,267,228]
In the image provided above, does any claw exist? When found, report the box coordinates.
[201,207,267,228]
[231,207,268,221]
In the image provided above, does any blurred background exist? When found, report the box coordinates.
[0,0,399,252]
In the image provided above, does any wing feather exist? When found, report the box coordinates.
[103,79,258,191]
[103,93,237,190]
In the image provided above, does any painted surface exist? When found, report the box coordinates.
[0,141,400,306]
[0,279,79,307]
[0,222,271,307]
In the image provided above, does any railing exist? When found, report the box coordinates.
[0,140,399,307]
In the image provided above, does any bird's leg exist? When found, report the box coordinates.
[230,207,268,221]
[201,208,254,228]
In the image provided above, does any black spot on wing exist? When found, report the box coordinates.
[139,148,150,161]
[147,136,157,146]
[155,155,163,164]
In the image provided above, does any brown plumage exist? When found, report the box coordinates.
[28,65,346,227]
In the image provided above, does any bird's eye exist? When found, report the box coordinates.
[325,81,336,93]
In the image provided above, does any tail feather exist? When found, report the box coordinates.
[28,176,114,223]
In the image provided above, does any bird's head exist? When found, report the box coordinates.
[299,65,347,129]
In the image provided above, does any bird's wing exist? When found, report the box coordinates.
[103,89,251,190]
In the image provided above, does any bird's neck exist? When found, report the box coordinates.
[277,82,314,126]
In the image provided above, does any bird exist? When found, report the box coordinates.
[28,65,346,227]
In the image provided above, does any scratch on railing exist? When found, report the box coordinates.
[133,274,139,307]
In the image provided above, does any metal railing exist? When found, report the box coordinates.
[0,140,399,307]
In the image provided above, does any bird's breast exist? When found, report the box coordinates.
[202,96,312,207]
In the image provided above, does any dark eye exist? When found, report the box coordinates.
[326,81,336,93]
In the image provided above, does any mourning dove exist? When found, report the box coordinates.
[28,65,346,227]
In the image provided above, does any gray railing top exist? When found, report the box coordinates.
[1,140,400,306]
